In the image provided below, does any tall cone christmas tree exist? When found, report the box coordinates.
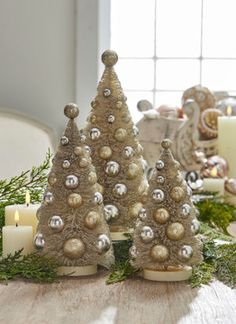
[130,139,202,281]
[35,104,113,276]
[84,50,147,240]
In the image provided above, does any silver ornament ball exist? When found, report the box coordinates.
[132,126,139,136]
[138,208,147,221]
[156,176,165,184]
[113,183,127,198]
[34,233,45,249]
[65,175,79,189]
[105,161,120,176]
[191,219,200,234]
[49,215,64,232]
[140,226,154,243]
[152,189,165,202]
[104,204,119,222]
[60,136,69,146]
[43,192,54,204]
[129,245,138,259]
[103,88,111,97]
[156,160,165,170]
[94,192,103,205]
[97,234,111,253]
[90,128,101,140]
[107,114,115,123]
[123,146,135,159]
[62,160,70,169]
[178,245,193,261]
[180,204,192,217]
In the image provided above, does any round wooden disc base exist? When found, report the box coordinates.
[143,266,192,282]
[58,265,97,277]
[110,226,133,241]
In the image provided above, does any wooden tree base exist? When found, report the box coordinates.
[58,265,97,277]
[110,227,133,241]
[143,266,192,282]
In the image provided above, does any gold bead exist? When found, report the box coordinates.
[90,114,97,123]
[67,193,83,208]
[99,146,112,159]
[114,128,127,142]
[74,146,83,156]
[161,139,172,149]
[84,211,100,229]
[126,163,139,179]
[150,244,169,262]
[129,202,143,218]
[116,101,123,109]
[153,208,170,224]
[166,222,185,240]
[88,171,97,184]
[63,238,85,259]
[64,103,79,119]
[48,172,57,186]
[170,187,185,202]
[101,50,118,67]
[79,158,90,168]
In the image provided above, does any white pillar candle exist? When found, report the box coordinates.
[203,178,225,196]
[218,107,236,178]
[5,191,39,235]
[2,211,33,257]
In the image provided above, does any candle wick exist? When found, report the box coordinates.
[16,223,18,227]
[26,203,29,207]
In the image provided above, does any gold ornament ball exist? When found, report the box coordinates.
[67,193,83,208]
[129,202,143,218]
[170,186,185,202]
[150,244,169,262]
[102,50,118,67]
[153,208,170,224]
[63,238,85,259]
[48,173,57,186]
[116,101,123,109]
[99,146,112,160]
[166,222,185,240]
[114,128,127,142]
[64,103,79,119]
[90,114,97,123]
[161,139,172,149]
[74,146,83,156]
[126,163,139,179]
[88,171,97,184]
[84,211,100,229]
[79,158,90,168]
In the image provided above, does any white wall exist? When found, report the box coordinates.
[0,0,76,137]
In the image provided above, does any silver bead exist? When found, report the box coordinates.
[123,146,134,159]
[191,219,200,234]
[60,136,69,146]
[107,114,115,123]
[90,128,101,140]
[140,226,154,243]
[138,208,147,221]
[65,175,79,189]
[132,126,139,136]
[34,233,45,249]
[84,145,91,155]
[94,192,103,205]
[152,189,165,202]
[129,245,138,259]
[105,161,120,176]
[62,160,70,169]
[180,204,191,217]
[97,234,111,253]
[104,204,119,222]
[113,183,127,197]
[103,88,111,97]
[156,176,165,184]
[43,192,54,204]
[178,245,193,260]
[80,134,86,143]
[156,160,165,170]
[49,215,64,232]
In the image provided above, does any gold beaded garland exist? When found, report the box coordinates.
[166,222,185,240]
[67,193,83,208]
[150,244,169,262]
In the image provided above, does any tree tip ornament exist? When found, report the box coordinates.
[161,138,172,150]
[64,103,79,119]
[101,50,118,67]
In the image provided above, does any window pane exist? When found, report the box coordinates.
[203,0,236,57]
[155,91,182,108]
[111,0,155,57]
[202,59,236,90]
[116,59,154,90]
[156,59,200,90]
[156,0,201,57]
[125,91,154,123]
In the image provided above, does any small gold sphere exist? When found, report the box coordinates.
[67,193,83,208]
[74,146,83,156]
[126,163,139,179]
[64,103,79,119]
[88,171,97,184]
[102,50,118,67]
[48,172,57,186]
[91,100,98,109]
[116,101,123,109]
[79,158,90,168]
[99,146,112,160]
[129,202,143,218]
[166,222,185,240]
[84,211,100,229]
[170,187,185,202]
[153,208,170,224]
[150,244,169,262]
[90,114,97,123]
[63,238,85,259]
[114,128,127,142]
[161,139,172,149]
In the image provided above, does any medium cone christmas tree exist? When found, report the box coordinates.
[35,104,113,276]
[84,50,147,239]
[130,139,202,281]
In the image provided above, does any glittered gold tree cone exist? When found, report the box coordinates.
[130,139,203,281]
[35,103,113,276]
[84,50,147,240]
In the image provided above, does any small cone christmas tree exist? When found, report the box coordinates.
[130,139,202,281]
[35,103,113,276]
[84,50,147,240]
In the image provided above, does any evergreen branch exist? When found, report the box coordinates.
[106,260,138,285]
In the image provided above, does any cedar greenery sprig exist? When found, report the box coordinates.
[0,249,59,283]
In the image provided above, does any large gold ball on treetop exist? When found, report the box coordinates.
[84,211,100,229]
[64,103,79,119]
[63,238,85,259]
[153,208,170,224]
[166,222,185,240]
[99,146,112,159]
[67,193,83,208]
[150,244,169,262]
[102,50,118,67]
